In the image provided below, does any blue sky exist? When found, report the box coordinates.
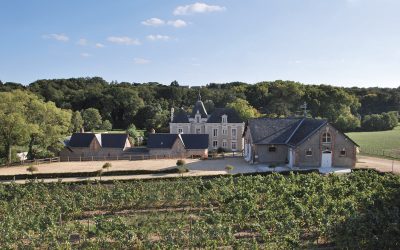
[1,0,400,87]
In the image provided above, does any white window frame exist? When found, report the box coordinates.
[196,128,201,134]
[231,141,237,151]
[213,140,218,148]
[213,128,218,137]
[222,140,227,148]
[232,128,237,139]
[322,132,331,143]
[306,148,312,157]
[222,129,227,135]
[178,128,183,134]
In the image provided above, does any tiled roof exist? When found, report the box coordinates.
[247,118,329,146]
[207,108,243,123]
[68,133,97,147]
[101,134,129,148]
[172,109,190,123]
[147,134,209,149]
[68,133,129,149]
[147,134,178,148]
[180,134,209,149]
[191,100,208,118]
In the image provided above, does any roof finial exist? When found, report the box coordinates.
[197,89,202,101]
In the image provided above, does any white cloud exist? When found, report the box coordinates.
[141,18,165,26]
[77,38,88,46]
[147,34,170,41]
[173,2,226,15]
[81,53,91,58]
[95,43,105,48]
[134,58,151,64]
[42,33,69,42]
[107,36,140,45]
[167,19,187,28]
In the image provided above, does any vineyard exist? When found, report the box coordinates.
[1,170,400,249]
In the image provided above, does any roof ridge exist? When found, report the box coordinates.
[253,122,298,144]
[285,118,305,144]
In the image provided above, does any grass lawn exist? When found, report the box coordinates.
[346,126,400,158]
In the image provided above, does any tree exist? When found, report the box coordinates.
[102,162,112,171]
[82,108,102,131]
[126,124,142,145]
[227,98,260,121]
[170,80,179,87]
[333,108,361,132]
[70,111,84,133]
[100,120,112,131]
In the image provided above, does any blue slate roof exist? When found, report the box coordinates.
[68,133,129,149]
[147,134,209,149]
[247,118,330,146]
[101,134,129,148]
[68,133,97,147]
[206,108,243,123]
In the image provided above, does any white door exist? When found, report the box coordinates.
[321,150,332,168]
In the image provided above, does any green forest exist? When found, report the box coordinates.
[0,77,399,163]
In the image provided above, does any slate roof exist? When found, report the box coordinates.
[147,134,179,148]
[147,134,209,149]
[191,100,208,118]
[68,133,129,149]
[247,118,330,146]
[207,108,243,123]
[172,109,190,123]
[68,133,97,147]
[180,134,209,149]
[101,134,129,148]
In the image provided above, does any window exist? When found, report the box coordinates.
[222,115,227,123]
[222,129,227,135]
[196,116,200,123]
[213,129,218,137]
[232,128,237,139]
[222,141,227,148]
[340,148,346,157]
[231,141,237,151]
[268,146,276,152]
[196,128,201,134]
[306,148,312,156]
[322,133,331,143]
[213,141,218,148]
[178,128,183,134]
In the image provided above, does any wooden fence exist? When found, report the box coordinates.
[2,151,244,167]
[360,148,400,159]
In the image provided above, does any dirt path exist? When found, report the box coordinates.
[356,155,400,173]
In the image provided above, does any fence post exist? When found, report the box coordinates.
[130,155,132,161]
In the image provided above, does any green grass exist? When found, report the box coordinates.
[346,126,400,158]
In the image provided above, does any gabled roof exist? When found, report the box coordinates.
[191,100,208,118]
[248,118,302,144]
[68,133,129,149]
[147,134,209,149]
[247,118,340,147]
[180,134,209,149]
[68,133,97,147]
[147,134,179,148]
[101,134,129,148]
[172,109,189,123]
[207,108,243,123]
[287,119,327,146]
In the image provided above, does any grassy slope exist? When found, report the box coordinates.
[346,126,400,157]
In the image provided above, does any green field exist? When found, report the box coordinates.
[346,126,400,158]
[1,171,399,249]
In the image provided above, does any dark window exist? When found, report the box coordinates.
[269,146,276,152]
[322,133,331,143]
[306,148,312,156]
[340,148,346,157]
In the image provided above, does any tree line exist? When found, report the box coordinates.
[0,78,399,163]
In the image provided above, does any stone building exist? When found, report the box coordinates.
[147,133,209,158]
[169,94,245,151]
[243,118,359,168]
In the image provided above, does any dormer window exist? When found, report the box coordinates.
[196,116,200,123]
[222,115,227,123]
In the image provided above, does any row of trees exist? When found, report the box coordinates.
[361,111,399,131]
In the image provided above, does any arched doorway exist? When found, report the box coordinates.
[321,150,332,168]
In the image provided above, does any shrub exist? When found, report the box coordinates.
[26,165,38,174]
[225,165,234,173]
[217,147,225,154]
[362,111,398,131]
[177,165,189,176]
[102,162,112,170]
[176,159,186,166]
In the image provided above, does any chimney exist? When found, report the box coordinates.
[150,128,155,134]
[80,127,85,133]
[170,107,174,122]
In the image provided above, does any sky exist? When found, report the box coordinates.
[1,0,400,88]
